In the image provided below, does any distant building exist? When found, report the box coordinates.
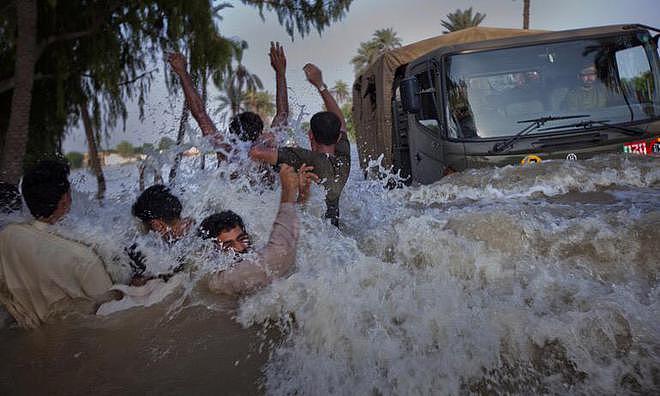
[83,152,146,167]
[183,147,200,157]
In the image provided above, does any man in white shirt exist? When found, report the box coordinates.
[0,161,117,328]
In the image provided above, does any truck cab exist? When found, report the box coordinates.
[354,25,660,185]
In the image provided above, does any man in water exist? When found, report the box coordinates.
[168,42,289,155]
[564,64,608,111]
[131,164,315,294]
[0,160,119,328]
[250,62,351,226]
[127,184,193,282]
[200,164,312,295]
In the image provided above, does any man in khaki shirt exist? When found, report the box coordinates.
[0,161,114,328]
[200,164,308,295]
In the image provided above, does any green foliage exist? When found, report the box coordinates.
[116,140,135,158]
[141,142,155,153]
[332,80,350,104]
[241,1,353,38]
[1,0,354,169]
[341,102,355,142]
[158,137,175,151]
[243,89,275,120]
[441,7,486,33]
[351,28,402,74]
[214,44,264,117]
[65,151,84,169]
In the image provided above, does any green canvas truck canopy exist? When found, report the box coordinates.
[352,26,546,169]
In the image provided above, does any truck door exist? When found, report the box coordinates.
[408,68,446,184]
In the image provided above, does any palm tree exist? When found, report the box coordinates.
[243,89,275,122]
[351,27,403,74]
[215,53,263,117]
[372,28,402,49]
[351,40,381,75]
[332,80,350,104]
[441,7,486,33]
[523,0,530,30]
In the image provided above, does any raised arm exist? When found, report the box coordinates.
[208,165,300,296]
[168,53,219,139]
[303,64,347,132]
[270,42,289,128]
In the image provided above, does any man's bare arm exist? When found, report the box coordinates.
[168,53,219,138]
[303,63,347,132]
[249,144,278,165]
[270,42,289,128]
[208,165,300,296]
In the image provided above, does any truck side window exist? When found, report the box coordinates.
[415,71,440,132]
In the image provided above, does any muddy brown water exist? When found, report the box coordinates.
[0,298,277,395]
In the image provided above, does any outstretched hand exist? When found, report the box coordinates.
[279,164,299,203]
[168,52,187,74]
[303,63,324,89]
[269,42,286,74]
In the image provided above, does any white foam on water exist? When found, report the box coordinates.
[2,107,658,394]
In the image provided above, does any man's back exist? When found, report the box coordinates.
[0,222,112,328]
[277,132,350,224]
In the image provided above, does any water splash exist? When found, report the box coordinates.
[2,106,659,394]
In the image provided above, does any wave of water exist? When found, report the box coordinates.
[2,121,659,394]
[236,153,659,395]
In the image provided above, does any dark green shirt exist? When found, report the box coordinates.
[277,132,350,225]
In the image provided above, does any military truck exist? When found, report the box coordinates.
[352,25,660,184]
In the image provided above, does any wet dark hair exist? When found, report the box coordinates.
[310,111,341,145]
[21,160,70,219]
[228,111,263,142]
[132,185,182,223]
[197,210,245,239]
[0,181,22,213]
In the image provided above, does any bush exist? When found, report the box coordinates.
[116,140,135,157]
[65,152,85,169]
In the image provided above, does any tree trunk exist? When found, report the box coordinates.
[0,0,37,185]
[523,0,530,30]
[168,100,189,185]
[200,69,207,170]
[80,99,106,200]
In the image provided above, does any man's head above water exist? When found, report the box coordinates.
[198,210,250,253]
[132,185,191,241]
[21,160,71,224]
[228,111,264,142]
[309,111,341,147]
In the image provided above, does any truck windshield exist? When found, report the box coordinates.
[445,32,660,139]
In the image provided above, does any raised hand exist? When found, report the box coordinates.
[303,63,324,89]
[279,164,299,203]
[297,163,319,204]
[269,42,286,74]
[168,52,187,75]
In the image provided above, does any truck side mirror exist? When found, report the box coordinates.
[400,77,421,114]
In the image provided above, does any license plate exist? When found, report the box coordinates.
[623,138,660,155]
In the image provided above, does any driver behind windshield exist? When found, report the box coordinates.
[563,64,608,111]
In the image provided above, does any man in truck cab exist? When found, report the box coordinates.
[564,64,609,111]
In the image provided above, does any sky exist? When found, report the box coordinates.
[62,0,660,153]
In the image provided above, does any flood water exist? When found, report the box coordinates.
[0,141,658,394]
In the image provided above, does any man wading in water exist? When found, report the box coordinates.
[200,164,316,295]
[249,54,351,226]
[130,164,315,295]
[168,42,290,163]
[0,161,120,328]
